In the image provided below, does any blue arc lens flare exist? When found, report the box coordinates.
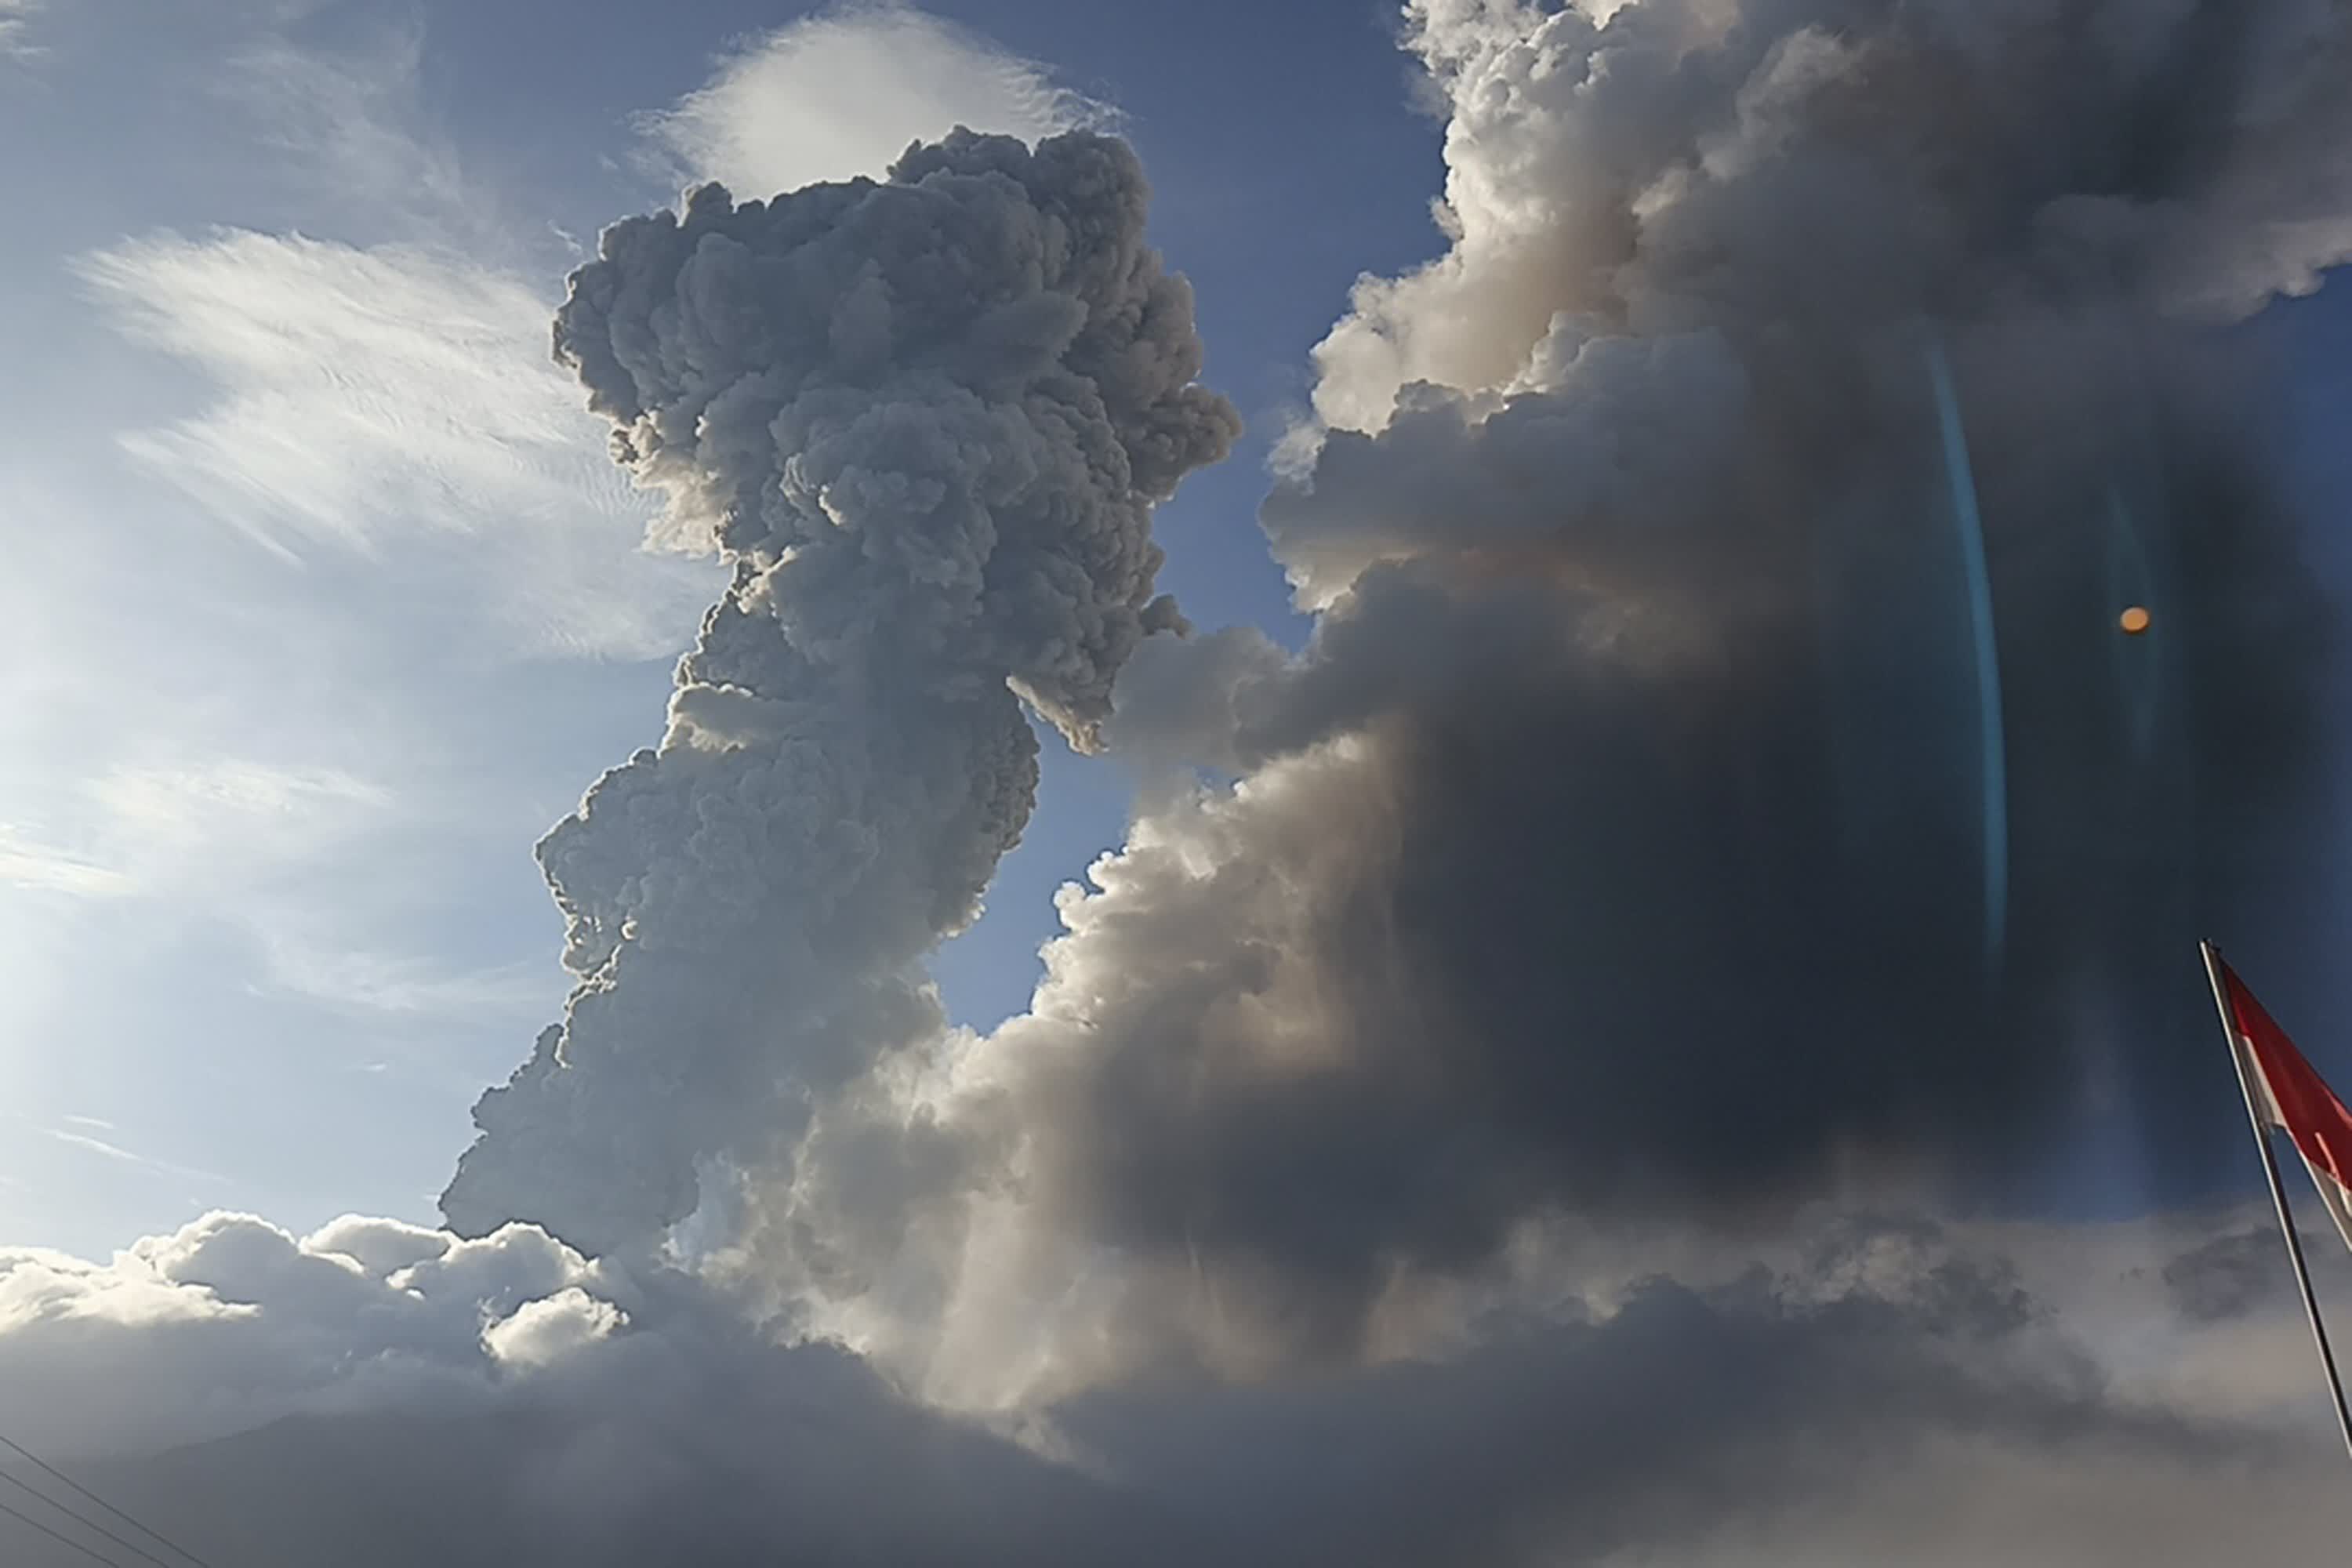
[1926,341,2009,972]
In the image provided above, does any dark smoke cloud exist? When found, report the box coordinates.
[438,128,1237,1256]
[764,0,2350,1369]
[1061,1244,2185,1567]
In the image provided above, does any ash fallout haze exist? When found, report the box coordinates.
[4,0,2352,1563]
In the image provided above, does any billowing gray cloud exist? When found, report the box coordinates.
[438,128,1238,1257]
[759,0,2349,1372]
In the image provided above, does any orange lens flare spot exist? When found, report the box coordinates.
[2119,605,2152,636]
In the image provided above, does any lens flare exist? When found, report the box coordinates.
[1927,340,2009,974]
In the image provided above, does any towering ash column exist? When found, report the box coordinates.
[441,130,1239,1257]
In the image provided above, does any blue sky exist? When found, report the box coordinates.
[2,0,2349,1263]
[0,0,1455,1258]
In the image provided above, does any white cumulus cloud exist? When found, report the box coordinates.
[0,1210,626,1459]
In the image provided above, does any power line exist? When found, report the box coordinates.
[0,1433,218,1568]
[0,1465,184,1568]
[0,1492,131,1568]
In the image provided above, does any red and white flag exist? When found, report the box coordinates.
[2214,954,2352,1254]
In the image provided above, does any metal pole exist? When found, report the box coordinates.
[2202,940,2352,1461]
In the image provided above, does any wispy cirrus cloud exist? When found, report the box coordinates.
[78,230,706,659]
[5,750,536,1030]
[44,1126,230,1188]
[63,4,714,662]
[0,823,132,898]
[221,20,474,238]
[89,759,390,855]
[251,937,557,1022]
[2,759,394,902]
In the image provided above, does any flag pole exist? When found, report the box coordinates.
[2201,939,2352,1461]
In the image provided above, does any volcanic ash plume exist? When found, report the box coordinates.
[439,129,1238,1257]
[758,0,2352,1383]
